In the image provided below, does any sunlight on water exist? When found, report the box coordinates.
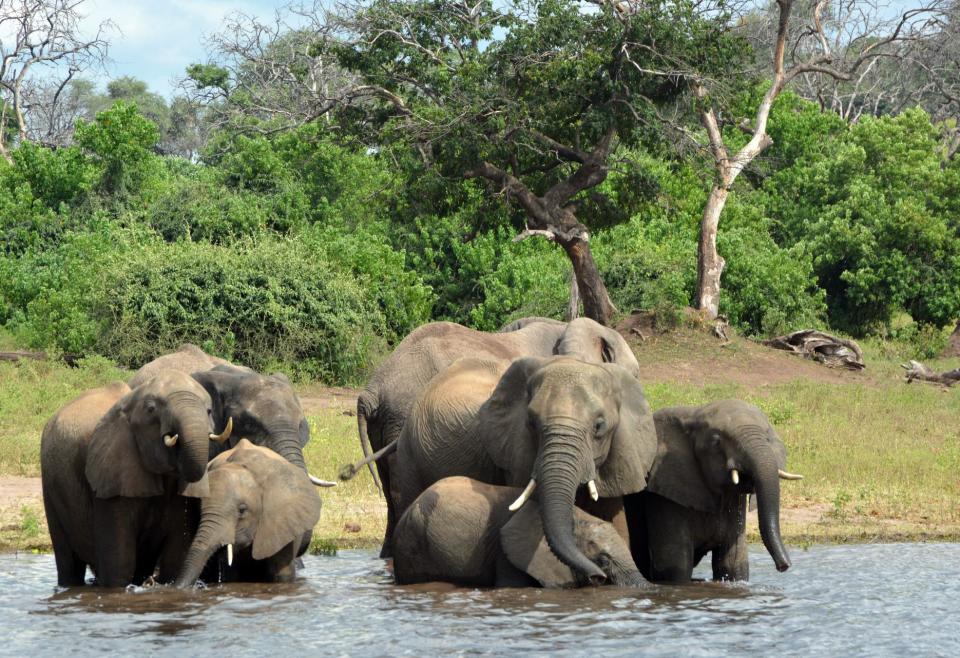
[0,544,958,656]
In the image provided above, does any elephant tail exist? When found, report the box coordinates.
[356,389,382,493]
[339,439,397,483]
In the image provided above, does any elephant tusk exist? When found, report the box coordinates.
[209,416,233,443]
[778,469,804,480]
[309,474,338,487]
[587,479,599,502]
[731,469,740,485]
[226,543,233,567]
[508,479,537,512]
[163,434,179,448]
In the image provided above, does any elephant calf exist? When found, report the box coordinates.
[393,476,647,588]
[176,440,322,587]
[624,400,803,583]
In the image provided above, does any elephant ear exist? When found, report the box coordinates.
[85,401,164,499]
[479,357,549,486]
[646,407,717,513]
[595,364,657,498]
[247,454,322,560]
[500,502,578,588]
[556,318,611,363]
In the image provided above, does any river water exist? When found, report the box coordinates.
[0,543,957,657]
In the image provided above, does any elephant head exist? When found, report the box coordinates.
[192,366,311,471]
[555,318,640,379]
[647,400,799,572]
[175,439,322,588]
[481,356,656,583]
[85,370,229,498]
[500,503,646,588]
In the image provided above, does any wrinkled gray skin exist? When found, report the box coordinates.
[175,440,321,588]
[358,318,639,557]
[128,344,238,388]
[624,400,793,583]
[394,477,646,588]
[498,317,566,332]
[41,371,220,587]
[395,356,656,583]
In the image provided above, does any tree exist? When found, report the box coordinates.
[0,0,112,160]
[690,0,944,319]
[320,0,740,324]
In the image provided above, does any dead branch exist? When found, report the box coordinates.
[762,330,865,370]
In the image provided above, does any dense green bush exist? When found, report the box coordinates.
[98,238,386,383]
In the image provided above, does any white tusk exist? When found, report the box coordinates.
[309,474,337,487]
[209,416,233,443]
[226,543,233,567]
[731,469,740,485]
[587,479,599,501]
[163,434,178,448]
[778,469,804,480]
[508,479,536,512]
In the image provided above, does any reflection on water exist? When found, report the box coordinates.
[1,544,958,656]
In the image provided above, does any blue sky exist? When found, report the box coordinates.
[81,0,286,98]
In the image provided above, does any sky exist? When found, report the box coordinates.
[79,0,287,98]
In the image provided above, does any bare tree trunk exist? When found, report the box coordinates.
[560,237,616,325]
[566,268,581,321]
[944,320,960,358]
[695,186,729,319]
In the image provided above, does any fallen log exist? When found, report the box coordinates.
[0,351,81,367]
[761,330,865,370]
[901,360,960,387]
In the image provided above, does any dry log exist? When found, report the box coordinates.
[762,330,865,370]
[901,360,960,387]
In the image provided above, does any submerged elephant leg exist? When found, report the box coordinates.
[48,513,87,586]
[379,419,405,559]
[711,533,749,582]
[92,499,139,587]
[645,494,696,583]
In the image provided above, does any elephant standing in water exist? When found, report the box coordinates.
[175,440,322,587]
[41,371,232,587]
[624,400,803,582]
[394,356,656,583]
[354,318,639,556]
[394,477,646,588]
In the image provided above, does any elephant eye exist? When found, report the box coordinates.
[594,417,607,436]
[145,401,157,415]
[238,503,248,516]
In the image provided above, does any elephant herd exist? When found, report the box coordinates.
[351,317,803,586]
[40,345,330,588]
[39,318,802,591]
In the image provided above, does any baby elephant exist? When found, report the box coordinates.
[393,477,646,588]
[175,440,322,587]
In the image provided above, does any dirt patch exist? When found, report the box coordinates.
[619,312,866,388]
[0,476,41,505]
[297,384,360,416]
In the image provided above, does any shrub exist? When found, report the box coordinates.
[98,238,386,383]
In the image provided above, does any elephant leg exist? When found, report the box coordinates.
[711,532,750,581]
[156,500,196,583]
[379,420,404,559]
[48,512,87,587]
[92,499,138,588]
[623,494,650,580]
[644,496,695,583]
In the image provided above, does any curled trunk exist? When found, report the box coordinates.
[172,395,215,483]
[538,432,606,584]
[742,435,790,572]
[265,423,308,471]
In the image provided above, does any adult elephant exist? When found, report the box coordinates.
[175,440,322,588]
[394,355,656,583]
[354,318,639,556]
[41,371,232,587]
[128,344,237,388]
[623,400,803,583]
[394,476,646,588]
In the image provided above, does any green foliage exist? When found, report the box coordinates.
[75,100,162,197]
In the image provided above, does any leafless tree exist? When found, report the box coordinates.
[0,0,112,160]
[691,0,944,320]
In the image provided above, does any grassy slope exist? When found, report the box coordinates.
[2,321,959,553]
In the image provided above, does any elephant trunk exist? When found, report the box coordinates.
[742,433,791,572]
[265,422,308,471]
[170,392,215,483]
[605,562,648,588]
[538,430,606,584]
[175,506,233,589]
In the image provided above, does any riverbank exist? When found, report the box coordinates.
[2,321,959,553]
